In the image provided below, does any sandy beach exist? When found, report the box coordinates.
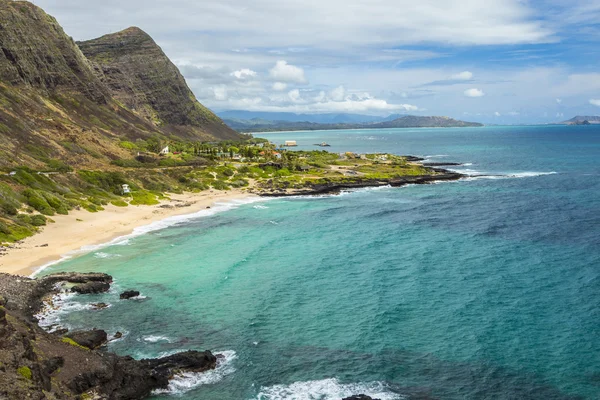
[0,189,254,277]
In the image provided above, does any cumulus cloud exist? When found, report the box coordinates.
[288,89,301,101]
[451,71,474,80]
[494,111,501,116]
[231,68,257,79]
[272,82,287,91]
[555,98,562,104]
[213,86,228,101]
[329,86,346,101]
[464,88,485,97]
[269,60,307,83]
[590,99,600,107]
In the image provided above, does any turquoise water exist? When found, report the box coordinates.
[42,126,600,399]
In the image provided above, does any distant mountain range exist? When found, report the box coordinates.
[559,116,600,125]
[222,114,483,133]
[217,111,405,124]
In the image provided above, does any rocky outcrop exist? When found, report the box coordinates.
[343,396,380,400]
[78,27,242,141]
[258,171,465,197]
[120,290,140,299]
[0,272,220,399]
[71,281,111,294]
[65,329,108,350]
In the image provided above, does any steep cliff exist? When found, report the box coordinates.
[78,27,241,141]
[0,1,108,103]
[0,1,241,169]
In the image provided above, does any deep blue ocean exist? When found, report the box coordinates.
[41,125,600,399]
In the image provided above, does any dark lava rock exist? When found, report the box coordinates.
[120,290,140,299]
[144,350,217,375]
[343,396,380,400]
[65,329,108,350]
[91,302,109,310]
[71,281,110,294]
[113,331,123,339]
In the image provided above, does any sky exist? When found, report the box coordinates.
[35,0,600,124]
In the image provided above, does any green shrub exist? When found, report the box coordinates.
[23,189,54,216]
[110,200,128,207]
[15,214,31,225]
[1,202,18,216]
[30,214,47,226]
[212,180,231,190]
[119,141,137,150]
[130,191,159,206]
[17,366,32,380]
[46,159,73,173]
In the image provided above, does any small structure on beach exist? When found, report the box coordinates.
[159,146,169,155]
[284,140,297,147]
[121,184,131,195]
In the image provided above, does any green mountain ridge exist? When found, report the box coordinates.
[0,0,241,169]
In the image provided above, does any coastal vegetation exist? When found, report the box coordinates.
[0,137,454,244]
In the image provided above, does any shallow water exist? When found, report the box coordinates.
[43,125,600,399]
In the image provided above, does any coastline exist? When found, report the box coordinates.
[0,189,254,277]
[0,165,464,277]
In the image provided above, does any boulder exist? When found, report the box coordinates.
[71,281,110,294]
[343,396,380,400]
[65,329,108,349]
[119,290,140,299]
[91,302,109,310]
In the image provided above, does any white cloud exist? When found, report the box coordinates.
[231,68,257,79]
[590,99,600,107]
[508,111,520,116]
[272,82,287,91]
[288,89,301,101]
[555,98,562,104]
[269,60,307,83]
[213,86,228,101]
[452,71,473,80]
[329,86,346,101]
[494,111,501,116]
[464,88,485,97]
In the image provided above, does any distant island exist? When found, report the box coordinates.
[223,115,484,133]
[559,116,600,125]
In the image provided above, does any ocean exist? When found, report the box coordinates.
[40,125,600,399]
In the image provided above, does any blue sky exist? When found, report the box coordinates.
[37,0,600,123]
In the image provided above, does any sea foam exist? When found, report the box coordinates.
[253,378,402,400]
[152,350,237,395]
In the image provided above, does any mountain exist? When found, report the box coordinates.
[78,28,239,141]
[560,116,600,125]
[224,115,483,133]
[0,1,240,168]
[369,115,482,128]
[217,111,396,124]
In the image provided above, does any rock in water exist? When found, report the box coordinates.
[343,396,380,400]
[120,290,140,299]
[71,281,110,294]
[65,329,108,349]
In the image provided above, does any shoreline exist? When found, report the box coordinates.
[0,165,465,277]
[0,189,255,277]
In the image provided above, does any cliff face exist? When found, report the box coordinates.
[0,1,241,168]
[78,27,241,141]
[0,1,108,103]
